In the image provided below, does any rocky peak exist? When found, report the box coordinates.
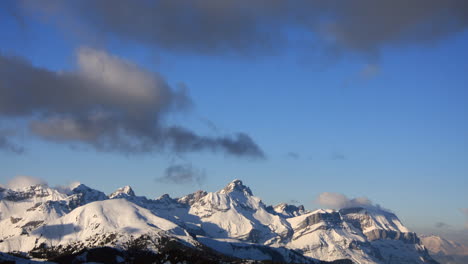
[69,184,107,208]
[178,190,208,206]
[109,186,135,199]
[219,179,253,196]
[268,203,306,218]
[154,194,179,206]
[2,184,56,201]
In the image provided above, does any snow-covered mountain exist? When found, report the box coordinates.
[420,235,468,264]
[0,180,439,263]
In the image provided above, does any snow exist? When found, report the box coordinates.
[109,186,135,199]
[0,180,438,264]
[0,199,191,253]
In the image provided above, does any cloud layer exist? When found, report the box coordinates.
[316,192,375,209]
[0,48,264,157]
[17,0,468,56]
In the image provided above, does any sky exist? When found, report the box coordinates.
[1,0,467,242]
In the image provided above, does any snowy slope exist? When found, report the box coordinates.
[0,199,193,253]
[284,207,436,264]
[286,209,378,263]
[420,235,468,264]
[0,185,70,241]
[188,180,292,244]
[0,180,440,264]
[420,235,468,256]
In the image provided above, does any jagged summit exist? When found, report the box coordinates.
[72,183,97,193]
[109,185,135,199]
[178,190,207,205]
[69,183,107,208]
[267,203,307,218]
[0,179,439,264]
[1,184,67,202]
[219,179,253,196]
[155,193,175,203]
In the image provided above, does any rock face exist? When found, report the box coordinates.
[0,180,440,264]
[267,203,307,218]
[68,184,107,209]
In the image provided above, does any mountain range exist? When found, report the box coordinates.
[420,235,468,264]
[0,180,442,263]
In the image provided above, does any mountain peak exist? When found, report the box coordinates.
[69,183,107,208]
[178,190,208,205]
[268,203,306,218]
[109,185,135,198]
[219,179,253,196]
[71,183,91,192]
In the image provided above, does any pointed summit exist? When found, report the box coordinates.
[219,179,253,196]
[69,184,107,208]
[109,186,135,199]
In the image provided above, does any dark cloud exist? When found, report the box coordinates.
[435,222,451,228]
[0,129,24,154]
[157,164,206,185]
[16,0,468,56]
[0,49,264,157]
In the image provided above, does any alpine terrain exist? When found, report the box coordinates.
[0,180,439,263]
[420,235,468,264]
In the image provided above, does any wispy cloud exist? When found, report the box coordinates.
[6,175,47,190]
[435,222,451,228]
[157,164,206,186]
[359,63,380,80]
[331,152,346,161]
[286,152,300,160]
[0,129,24,154]
[315,192,386,211]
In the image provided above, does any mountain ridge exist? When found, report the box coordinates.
[0,180,438,264]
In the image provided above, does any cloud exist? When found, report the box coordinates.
[157,164,206,185]
[0,129,24,154]
[0,48,264,157]
[435,222,451,228]
[359,64,380,80]
[316,192,377,209]
[286,152,300,159]
[6,175,47,189]
[54,181,82,194]
[331,152,347,160]
[16,0,468,57]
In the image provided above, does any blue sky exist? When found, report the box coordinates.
[1,1,467,240]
